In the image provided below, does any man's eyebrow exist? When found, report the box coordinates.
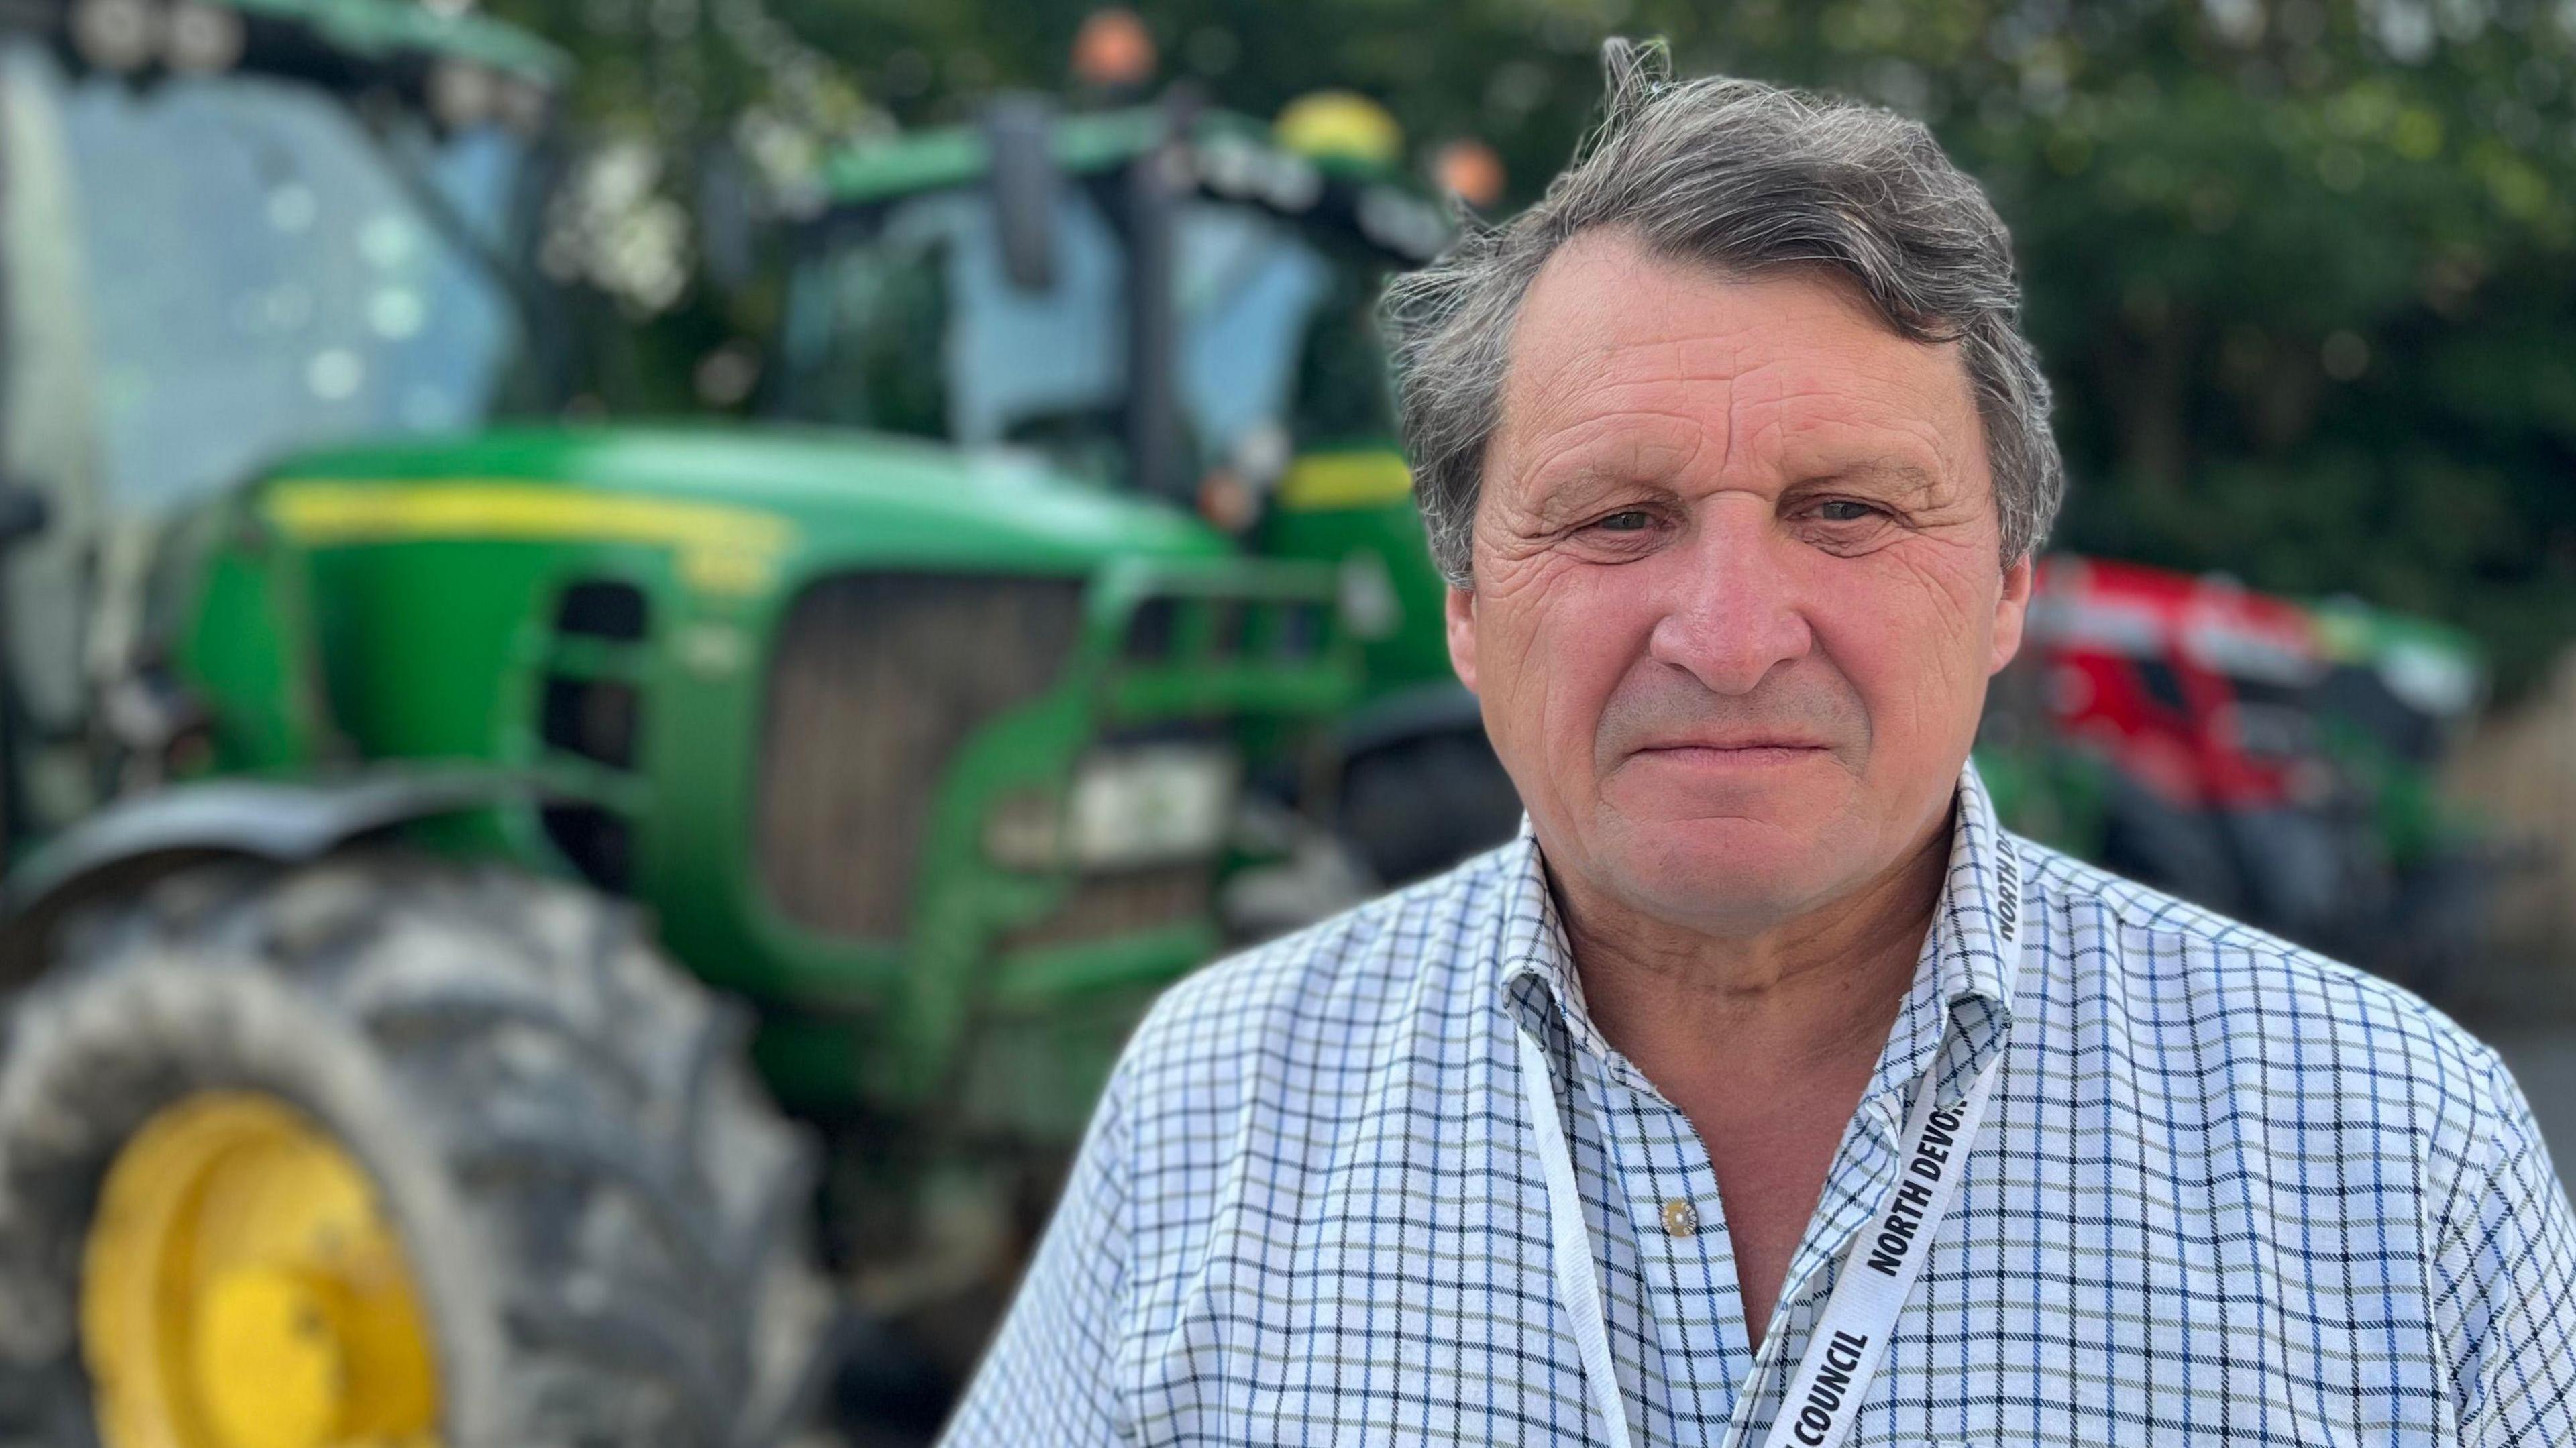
[1517,465,1677,521]
[1795,459,1947,496]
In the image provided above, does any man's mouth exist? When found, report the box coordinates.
[1636,734,1831,753]
[1631,740,1831,766]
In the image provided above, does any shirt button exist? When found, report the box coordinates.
[1662,1198,1699,1237]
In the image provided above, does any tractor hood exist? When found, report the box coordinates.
[259,421,1237,579]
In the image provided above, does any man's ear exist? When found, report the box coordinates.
[1445,586,1479,695]
[1988,553,2033,677]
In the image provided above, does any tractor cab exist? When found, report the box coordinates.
[0,0,564,835]
[771,99,1444,504]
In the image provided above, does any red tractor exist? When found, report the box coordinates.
[1992,557,2374,959]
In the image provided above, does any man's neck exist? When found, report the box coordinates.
[1544,806,1958,1352]
[1548,810,1954,1087]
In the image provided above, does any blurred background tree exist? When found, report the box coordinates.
[478,0,2576,695]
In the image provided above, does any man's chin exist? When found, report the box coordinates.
[1593,779,1831,849]
[1592,813,1838,927]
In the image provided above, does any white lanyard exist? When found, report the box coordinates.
[1753,1052,2000,1448]
[1514,852,2022,1448]
[1515,1025,1641,1448]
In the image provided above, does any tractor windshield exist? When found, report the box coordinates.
[771,182,1395,476]
[0,43,532,516]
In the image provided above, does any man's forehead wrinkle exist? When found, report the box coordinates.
[1511,409,1707,494]
[1506,340,1754,448]
[1515,366,1719,439]
[1491,347,1699,487]
[1705,349,1953,482]
[1729,353,1968,437]
[1501,243,1768,427]
[1760,400,1966,492]
[1550,322,1768,406]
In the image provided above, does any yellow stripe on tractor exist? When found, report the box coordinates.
[1275,452,1414,512]
[266,480,796,594]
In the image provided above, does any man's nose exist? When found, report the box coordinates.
[1644,504,1815,697]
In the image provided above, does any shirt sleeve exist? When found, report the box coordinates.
[938,1062,1136,1446]
[2435,1052,2576,1447]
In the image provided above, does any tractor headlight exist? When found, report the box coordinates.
[986,744,1240,872]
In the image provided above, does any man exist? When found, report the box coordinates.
[946,42,2576,1446]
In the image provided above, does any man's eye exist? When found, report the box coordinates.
[1813,500,1881,523]
[1592,510,1654,532]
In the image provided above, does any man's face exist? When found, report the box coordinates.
[1448,229,2031,936]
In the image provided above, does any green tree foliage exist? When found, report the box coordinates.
[489,0,2576,693]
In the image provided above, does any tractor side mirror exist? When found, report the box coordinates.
[984,94,1061,293]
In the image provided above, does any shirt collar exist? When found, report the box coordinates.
[1496,758,2025,1110]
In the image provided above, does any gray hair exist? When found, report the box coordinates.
[1383,39,2064,588]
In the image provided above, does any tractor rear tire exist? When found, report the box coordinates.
[0,853,833,1448]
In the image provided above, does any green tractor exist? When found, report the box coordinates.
[764,88,1524,889]
[0,4,1360,1445]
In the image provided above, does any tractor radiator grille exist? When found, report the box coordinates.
[1000,864,1216,953]
[756,573,1082,940]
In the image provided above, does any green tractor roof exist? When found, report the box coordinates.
[227,0,569,87]
[20,0,568,100]
[816,103,1452,261]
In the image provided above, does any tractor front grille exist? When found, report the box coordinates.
[999,863,1216,953]
[756,573,1082,940]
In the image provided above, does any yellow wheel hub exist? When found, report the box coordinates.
[80,1091,443,1448]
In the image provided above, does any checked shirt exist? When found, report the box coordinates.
[945,764,2576,1445]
